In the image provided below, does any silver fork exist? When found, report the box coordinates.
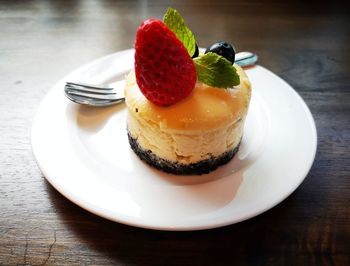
[64,51,258,107]
[64,80,126,107]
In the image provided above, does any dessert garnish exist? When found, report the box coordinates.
[205,41,236,64]
[134,19,196,106]
[163,7,197,58]
[194,52,240,88]
[134,7,240,106]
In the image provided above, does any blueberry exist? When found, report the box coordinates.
[205,41,236,64]
[192,44,199,58]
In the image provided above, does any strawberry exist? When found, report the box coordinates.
[134,19,197,106]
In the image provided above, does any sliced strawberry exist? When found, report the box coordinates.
[134,19,196,106]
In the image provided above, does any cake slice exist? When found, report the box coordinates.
[125,8,251,175]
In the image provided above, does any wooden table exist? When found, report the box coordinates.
[1,0,349,265]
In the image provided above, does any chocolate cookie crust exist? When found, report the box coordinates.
[128,131,240,175]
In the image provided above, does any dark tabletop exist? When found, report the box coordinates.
[1,0,349,265]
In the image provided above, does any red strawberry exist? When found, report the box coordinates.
[134,19,196,106]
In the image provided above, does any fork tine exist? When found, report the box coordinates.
[65,90,124,101]
[65,84,117,95]
[65,93,120,106]
[66,81,113,90]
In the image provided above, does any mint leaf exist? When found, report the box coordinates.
[163,7,196,57]
[194,53,240,88]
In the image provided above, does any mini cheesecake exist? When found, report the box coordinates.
[125,64,251,175]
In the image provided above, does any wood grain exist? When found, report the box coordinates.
[0,0,349,265]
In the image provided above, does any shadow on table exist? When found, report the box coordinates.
[44,176,308,265]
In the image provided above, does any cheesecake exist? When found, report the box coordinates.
[125,8,252,175]
[125,65,251,175]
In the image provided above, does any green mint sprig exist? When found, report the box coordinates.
[163,7,196,57]
[163,7,240,88]
[194,52,240,88]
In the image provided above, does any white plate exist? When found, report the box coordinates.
[32,49,317,231]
